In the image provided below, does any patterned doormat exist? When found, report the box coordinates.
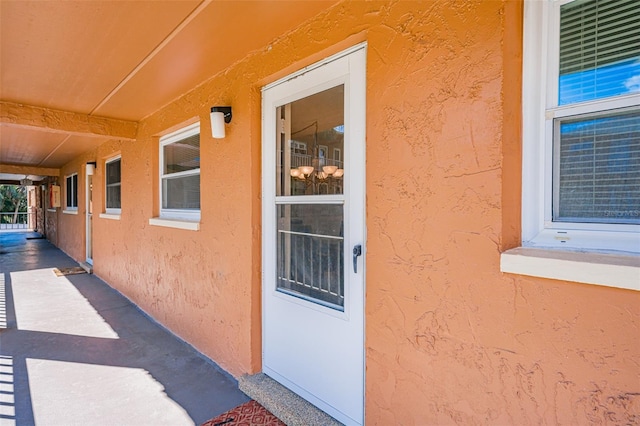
[52,267,87,276]
[201,400,284,426]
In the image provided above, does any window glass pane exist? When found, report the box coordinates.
[163,133,200,175]
[276,85,344,196]
[559,0,640,105]
[162,174,200,210]
[106,159,121,185]
[106,159,121,209]
[66,175,77,208]
[106,185,121,209]
[72,174,77,207]
[555,109,640,224]
[66,176,72,207]
[276,204,344,310]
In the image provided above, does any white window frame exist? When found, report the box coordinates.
[158,122,201,222]
[521,0,640,255]
[64,173,78,212]
[105,155,122,215]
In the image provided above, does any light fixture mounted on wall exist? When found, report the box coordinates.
[86,161,97,176]
[210,106,232,139]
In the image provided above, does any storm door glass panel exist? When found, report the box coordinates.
[276,85,344,197]
[275,84,346,310]
[277,204,344,310]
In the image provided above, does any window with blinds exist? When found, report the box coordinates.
[66,173,78,209]
[559,0,640,105]
[159,123,201,219]
[105,157,121,212]
[553,0,640,225]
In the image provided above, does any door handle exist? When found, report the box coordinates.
[352,244,362,273]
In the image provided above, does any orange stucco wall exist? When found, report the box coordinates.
[52,0,639,423]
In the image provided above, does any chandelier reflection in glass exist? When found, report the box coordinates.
[290,163,343,195]
[285,117,344,195]
[276,84,345,197]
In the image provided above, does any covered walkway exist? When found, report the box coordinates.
[0,232,249,425]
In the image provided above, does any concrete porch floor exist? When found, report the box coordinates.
[0,231,250,425]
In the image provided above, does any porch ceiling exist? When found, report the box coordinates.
[0,0,337,179]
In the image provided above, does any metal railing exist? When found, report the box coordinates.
[277,228,345,310]
[0,212,34,230]
[290,152,343,169]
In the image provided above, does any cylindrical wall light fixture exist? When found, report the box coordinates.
[210,106,232,139]
[86,162,96,175]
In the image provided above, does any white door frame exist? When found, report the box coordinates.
[261,43,367,425]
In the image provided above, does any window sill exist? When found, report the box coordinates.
[62,209,78,215]
[99,213,121,220]
[500,247,639,291]
[148,217,200,231]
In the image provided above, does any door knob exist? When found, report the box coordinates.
[352,244,362,273]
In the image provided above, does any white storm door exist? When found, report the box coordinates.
[86,173,93,265]
[262,44,366,426]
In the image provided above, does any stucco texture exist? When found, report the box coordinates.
[50,0,639,424]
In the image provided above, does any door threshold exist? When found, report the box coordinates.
[79,262,93,274]
[239,373,343,426]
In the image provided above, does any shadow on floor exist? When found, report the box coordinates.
[0,232,249,425]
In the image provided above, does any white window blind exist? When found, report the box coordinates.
[163,133,200,175]
[163,174,200,209]
[554,108,640,223]
[559,0,640,105]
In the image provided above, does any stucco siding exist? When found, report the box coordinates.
[50,1,639,424]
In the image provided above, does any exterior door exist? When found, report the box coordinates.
[262,44,366,426]
[86,173,93,265]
